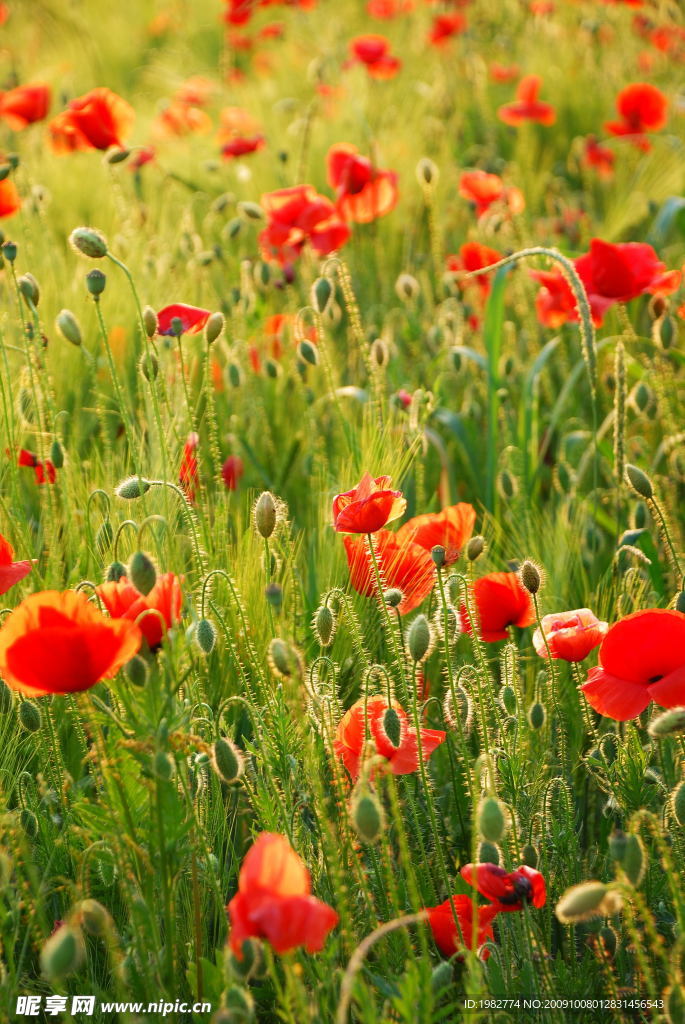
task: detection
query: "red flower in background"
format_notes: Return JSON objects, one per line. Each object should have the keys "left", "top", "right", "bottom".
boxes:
{"left": 582, "top": 609, "right": 685, "bottom": 721}
{"left": 459, "top": 170, "right": 525, "bottom": 218}
{"left": 582, "top": 136, "right": 615, "bottom": 178}
{"left": 489, "top": 63, "right": 520, "bottom": 84}
{"left": 0, "top": 178, "right": 19, "bottom": 218}
{"left": 334, "top": 694, "right": 445, "bottom": 781}
{"left": 96, "top": 573, "right": 183, "bottom": 650}
{"left": 498, "top": 75, "right": 556, "bottom": 126}
{"left": 605, "top": 83, "right": 667, "bottom": 149}
{"left": 222, "top": 134, "right": 265, "bottom": 158}
{"left": 0, "top": 590, "right": 141, "bottom": 697}
{"left": 332, "top": 473, "right": 406, "bottom": 533}
{"left": 343, "top": 531, "right": 435, "bottom": 615}
{"left": 327, "top": 144, "right": 398, "bottom": 224}
{"left": 17, "top": 448, "right": 56, "bottom": 485}
{"left": 396, "top": 503, "right": 476, "bottom": 564}
{"left": 446, "top": 243, "right": 502, "bottom": 299}
{"left": 367, "top": 0, "right": 414, "bottom": 16}
{"left": 0, "top": 83, "right": 51, "bottom": 129}
{"left": 0, "top": 534, "right": 32, "bottom": 595}
{"left": 427, "top": 896, "right": 498, "bottom": 960}
{"left": 222, "top": 454, "right": 244, "bottom": 490}
{"left": 227, "top": 833, "right": 338, "bottom": 956}
{"left": 429, "top": 13, "right": 467, "bottom": 45}
{"left": 259, "top": 185, "right": 350, "bottom": 265}
{"left": 461, "top": 863, "right": 547, "bottom": 911}
{"left": 533, "top": 608, "right": 608, "bottom": 662}
{"left": 157, "top": 303, "right": 211, "bottom": 336}
{"left": 461, "top": 571, "right": 535, "bottom": 642}
{"left": 347, "top": 35, "right": 402, "bottom": 79}
{"left": 49, "top": 87, "right": 134, "bottom": 153}
{"left": 154, "top": 101, "right": 212, "bottom": 138}
{"left": 179, "top": 432, "right": 199, "bottom": 502}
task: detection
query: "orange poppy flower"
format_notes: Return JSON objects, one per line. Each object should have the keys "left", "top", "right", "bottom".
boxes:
{"left": 96, "top": 573, "right": 183, "bottom": 650}
{"left": 343, "top": 531, "right": 435, "bottom": 615}
{"left": 327, "top": 144, "right": 398, "bottom": 224}
{"left": 0, "top": 83, "right": 51, "bottom": 130}
{"left": 498, "top": 75, "right": 556, "bottom": 126}
{"left": 0, "top": 533, "right": 32, "bottom": 595}
{"left": 427, "top": 895, "right": 499, "bottom": 960}
{"left": 49, "top": 87, "right": 134, "bottom": 153}
{"left": 227, "top": 833, "right": 339, "bottom": 956}
{"left": 332, "top": 473, "right": 406, "bottom": 533}
{"left": 0, "top": 590, "right": 141, "bottom": 696}
{"left": 0, "top": 178, "right": 20, "bottom": 218}
{"left": 461, "top": 571, "right": 535, "bottom": 642}
{"left": 459, "top": 170, "right": 525, "bottom": 218}
{"left": 396, "top": 503, "right": 476, "bottom": 565}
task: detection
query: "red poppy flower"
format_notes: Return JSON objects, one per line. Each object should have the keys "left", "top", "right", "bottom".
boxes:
{"left": 17, "top": 448, "right": 57, "bottom": 485}
{"left": 227, "top": 833, "right": 338, "bottom": 956}
{"left": 0, "top": 83, "right": 51, "bottom": 130}
{"left": 326, "top": 144, "right": 398, "bottom": 224}
{"left": 498, "top": 75, "right": 556, "bottom": 126}
{"left": 223, "top": 0, "right": 256, "bottom": 24}
{"left": 154, "top": 101, "right": 212, "bottom": 138}
{"left": 427, "top": 895, "right": 498, "bottom": 960}
{"left": 575, "top": 238, "right": 678, "bottom": 305}
{"left": 0, "top": 533, "right": 32, "bottom": 595}
{"left": 259, "top": 185, "right": 351, "bottom": 266}
{"left": 179, "top": 432, "right": 199, "bottom": 502}
{"left": 446, "top": 243, "right": 502, "bottom": 300}
{"left": 347, "top": 35, "right": 402, "bottom": 79}
{"left": 96, "top": 573, "right": 183, "bottom": 650}
{"left": 333, "top": 694, "right": 445, "bottom": 781}
{"left": 489, "top": 63, "right": 520, "bottom": 84}
{"left": 221, "top": 134, "right": 265, "bottom": 158}
{"left": 582, "top": 609, "right": 685, "bottom": 721}
{"left": 343, "top": 531, "right": 435, "bottom": 615}
{"left": 367, "top": 0, "right": 414, "bottom": 16}
{"left": 459, "top": 170, "right": 525, "bottom": 218}
{"left": 429, "top": 13, "right": 467, "bottom": 45}
{"left": 0, "top": 178, "right": 19, "bottom": 218}
{"left": 49, "top": 87, "right": 134, "bottom": 153}
{"left": 460, "top": 863, "right": 546, "bottom": 912}
{"left": 461, "top": 571, "right": 535, "bottom": 642}
{"left": 396, "top": 503, "right": 476, "bottom": 565}
{"left": 157, "top": 303, "right": 211, "bottom": 336}
{"left": 533, "top": 608, "right": 608, "bottom": 662}
{"left": 582, "top": 136, "right": 615, "bottom": 178}
{"left": 332, "top": 473, "right": 406, "bottom": 533}
{"left": 222, "top": 454, "right": 244, "bottom": 490}
{"left": 0, "top": 590, "right": 142, "bottom": 697}
{"left": 605, "top": 83, "right": 667, "bottom": 148}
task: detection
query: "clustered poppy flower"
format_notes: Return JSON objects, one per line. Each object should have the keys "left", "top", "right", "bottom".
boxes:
{"left": 347, "top": 35, "right": 402, "bottom": 79}
{"left": 0, "top": 533, "right": 32, "bottom": 595}
{"left": 0, "top": 590, "right": 142, "bottom": 696}
{"left": 461, "top": 571, "right": 536, "bottom": 642}
{"left": 227, "top": 832, "right": 339, "bottom": 956}
{"left": 326, "top": 144, "right": 398, "bottom": 224}
{"left": 581, "top": 609, "right": 685, "bottom": 721}
{"left": 0, "top": 83, "right": 51, "bottom": 130}
{"left": 605, "top": 82, "right": 668, "bottom": 149}
{"left": 156, "top": 303, "right": 211, "bottom": 336}
{"left": 333, "top": 695, "right": 445, "bottom": 781}
{"left": 332, "top": 473, "right": 406, "bottom": 534}
{"left": 259, "top": 184, "right": 350, "bottom": 266}
{"left": 396, "top": 502, "right": 476, "bottom": 565}
{"left": 498, "top": 75, "right": 556, "bottom": 126}
{"left": 96, "top": 572, "right": 183, "bottom": 650}
{"left": 533, "top": 608, "right": 608, "bottom": 662}
{"left": 49, "top": 87, "right": 134, "bottom": 153}
{"left": 343, "top": 532, "right": 436, "bottom": 615}
{"left": 459, "top": 169, "right": 525, "bottom": 219}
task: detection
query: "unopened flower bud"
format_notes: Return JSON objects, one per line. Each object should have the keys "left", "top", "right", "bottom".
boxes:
{"left": 143, "top": 306, "right": 158, "bottom": 338}
{"left": 625, "top": 464, "right": 653, "bottom": 500}
{"left": 254, "top": 491, "right": 277, "bottom": 538}
{"left": 140, "top": 351, "right": 159, "bottom": 381}
{"left": 128, "top": 551, "right": 156, "bottom": 596}
{"left": 237, "top": 200, "right": 263, "bottom": 220}
{"left": 648, "top": 706, "right": 685, "bottom": 739}
{"left": 18, "top": 273, "right": 39, "bottom": 306}
{"left": 311, "top": 276, "right": 333, "bottom": 314}
{"left": 313, "top": 604, "right": 336, "bottom": 647}
{"left": 0, "top": 679, "right": 13, "bottom": 714}
{"left": 395, "top": 273, "right": 420, "bottom": 302}
{"left": 1, "top": 240, "right": 17, "bottom": 262}
{"left": 370, "top": 338, "right": 389, "bottom": 368}
{"left": 267, "top": 638, "right": 300, "bottom": 678}
{"left": 115, "top": 475, "right": 152, "bottom": 499}
{"left": 555, "top": 882, "right": 622, "bottom": 924}
{"left": 298, "top": 339, "right": 318, "bottom": 366}
{"left": 381, "top": 706, "right": 402, "bottom": 749}
{"left": 351, "top": 788, "right": 384, "bottom": 843}
{"left": 466, "top": 536, "right": 485, "bottom": 562}
{"left": 478, "top": 796, "right": 508, "bottom": 842}
{"left": 416, "top": 157, "right": 439, "bottom": 187}
{"left": 212, "top": 737, "right": 244, "bottom": 784}
{"left": 408, "top": 614, "right": 432, "bottom": 662}
{"left": 78, "top": 898, "right": 112, "bottom": 936}
{"left": 49, "top": 439, "right": 64, "bottom": 469}
{"left": 196, "top": 618, "right": 218, "bottom": 655}
{"left": 40, "top": 924, "right": 85, "bottom": 979}
{"left": 522, "top": 843, "right": 538, "bottom": 869}
{"left": 598, "top": 925, "right": 617, "bottom": 959}
{"left": 621, "top": 833, "right": 646, "bottom": 887}
{"left": 672, "top": 782, "right": 685, "bottom": 827}
{"left": 69, "top": 226, "right": 108, "bottom": 259}
{"left": 265, "top": 583, "right": 283, "bottom": 612}
{"left": 519, "top": 559, "right": 543, "bottom": 595}
{"left": 430, "top": 960, "right": 452, "bottom": 995}
{"left": 56, "top": 309, "right": 82, "bottom": 346}
{"left": 19, "top": 700, "right": 41, "bottom": 733}
{"left": 205, "top": 312, "right": 224, "bottom": 344}
{"left": 477, "top": 840, "right": 501, "bottom": 865}
{"left": 528, "top": 702, "right": 546, "bottom": 730}
{"left": 125, "top": 654, "right": 148, "bottom": 688}
{"left": 384, "top": 587, "right": 404, "bottom": 608}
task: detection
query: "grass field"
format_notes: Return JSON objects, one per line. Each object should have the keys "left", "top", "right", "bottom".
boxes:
{"left": 2, "top": 0, "right": 685, "bottom": 1021}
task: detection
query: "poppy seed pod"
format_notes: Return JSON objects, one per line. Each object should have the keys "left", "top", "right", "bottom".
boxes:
{"left": 205, "top": 311, "right": 224, "bottom": 344}
{"left": 115, "top": 476, "right": 152, "bottom": 499}
{"left": 128, "top": 551, "right": 157, "bottom": 596}
{"left": 351, "top": 789, "right": 385, "bottom": 843}
{"left": 142, "top": 305, "right": 158, "bottom": 338}
{"left": 69, "top": 226, "right": 108, "bottom": 259}
{"left": 212, "top": 737, "right": 244, "bottom": 784}
{"left": 431, "top": 545, "right": 446, "bottom": 568}
{"left": 1, "top": 240, "right": 17, "bottom": 262}
{"left": 625, "top": 464, "right": 654, "bottom": 500}
{"left": 478, "top": 796, "right": 507, "bottom": 842}
{"left": 254, "top": 491, "right": 277, "bottom": 538}
{"left": 40, "top": 925, "right": 85, "bottom": 980}
{"left": 56, "top": 309, "right": 82, "bottom": 346}
{"left": 519, "top": 559, "right": 543, "bottom": 595}
{"left": 86, "top": 269, "right": 106, "bottom": 297}
{"left": 408, "top": 614, "right": 432, "bottom": 662}
{"left": 466, "top": 536, "right": 485, "bottom": 562}
{"left": 555, "top": 882, "right": 622, "bottom": 924}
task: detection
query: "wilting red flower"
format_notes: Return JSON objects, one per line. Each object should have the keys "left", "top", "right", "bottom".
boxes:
{"left": 0, "top": 178, "right": 20, "bottom": 218}
{"left": 327, "top": 144, "right": 398, "bottom": 224}
{"left": 157, "top": 303, "right": 211, "bottom": 336}
{"left": 459, "top": 170, "right": 525, "bottom": 218}
{"left": 17, "top": 448, "right": 56, "bottom": 485}
{"left": 498, "top": 75, "right": 556, "bottom": 126}
{"left": 222, "top": 454, "right": 244, "bottom": 490}
{"left": 396, "top": 503, "right": 476, "bottom": 565}
{"left": 461, "top": 863, "right": 546, "bottom": 912}
{"left": 429, "top": 13, "right": 467, "bottom": 45}
{"left": 582, "top": 609, "right": 685, "bottom": 721}
{"left": 343, "top": 531, "right": 435, "bottom": 615}
{"left": 582, "top": 135, "right": 615, "bottom": 178}
{"left": 446, "top": 243, "right": 502, "bottom": 300}
{"left": 347, "top": 35, "right": 402, "bottom": 79}
{"left": 259, "top": 185, "right": 350, "bottom": 266}
{"left": 332, "top": 473, "right": 406, "bottom": 533}
{"left": 0, "top": 590, "right": 142, "bottom": 697}
{"left": 96, "top": 573, "right": 183, "bottom": 650}
{"left": 179, "top": 432, "right": 199, "bottom": 502}
{"left": 427, "top": 895, "right": 498, "bottom": 960}
{"left": 221, "top": 134, "right": 265, "bottom": 158}
{"left": 333, "top": 694, "right": 445, "bottom": 781}
{"left": 49, "top": 87, "right": 134, "bottom": 153}
{"left": 605, "top": 83, "right": 667, "bottom": 149}
{"left": 227, "top": 833, "right": 338, "bottom": 956}
{"left": 0, "top": 83, "right": 51, "bottom": 129}
{"left": 461, "top": 571, "right": 535, "bottom": 642}
{"left": 0, "top": 534, "right": 32, "bottom": 595}
{"left": 533, "top": 608, "right": 608, "bottom": 662}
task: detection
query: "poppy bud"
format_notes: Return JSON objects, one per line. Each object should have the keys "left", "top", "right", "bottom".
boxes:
{"left": 659, "top": 315, "right": 675, "bottom": 349}
{"left": 395, "top": 273, "right": 420, "bottom": 302}
{"left": 648, "top": 706, "right": 685, "bottom": 739}
{"left": 416, "top": 158, "right": 439, "bottom": 187}
{"left": 408, "top": 614, "right": 432, "bottom": 663}
{"left": 196, "top": 618, "right": 218, "bottom": 655}
{"left": 478, "top": 796, "right": 508, "bottom": 842}
{"left": 69, "top": 226, "right": 108, "bottom": 259}
{"left": 56, "top": 309, "right": 82, "bottom": 346}
{"left": 370, "top": 338, "right": 389, "bottom": 368}
{"left": 228, "top": 363, "right": 242, "bottom": 388}
{"left": 268, "top": 638, "right": 300, "bottom": 679}
{"left": 311, "top": 276, "right": 333, "bottom": 314}
{"left": 225, "top": 217, "right": 243, "bottom": 240}
{"left": 500, "top": 685, "right": 517, "bottom": 715}
{"left": 206, "top": 312, "right": 224, "bottom": 344}
{"left": 381, "top": 706, "right": 402, "bottom": 749}
{"left": 86, "top": 269, "right": 107, "bottom": 297}
{"left": 522, "top": 843, "right": 538, "bottom": 868}
{"left": 621, "top": 834, "right": 646, "bottom": 887}
{"left": 19, "top": 700, "right": 41, "bottom": 733}
{"left": 443, "top": 685, "right": 472, "bottom": 734}
{"left": 265, "top": 358, "right": 279, "bottom": 379}
{"left": 633, "top": 382, "right": 652, "bottom": 414}
{"left": 298, "top": 339, "right": 318, "bottom": 366}
{"left": 142, "top": 306, "right": 158, "bottom": 338}
{"left": 555, "top": 882, "right": 622, "bottom": 924}
{"left": 77, "top": 898, "right": 112, "bottom": 936}
{"left": 226, "top": 938, "right": 262, "bottom": 982}
{"left": 466, "top": 536, "right": 485, "bottom": 562}
{"left": 254, "top": 491, "right": 277, "bottom": 538}
{"left": 598, "top": 925, "right": 617, "bottom": 959}
{"left": 18, "top": 274, "right": 39, "bottom": 306}
{"left": 625, "top": 464, "right": 653, "bottom": 500}
{"left": 0, "top": 163, "right": 10, "bottom": 181}
{"left": 477, "top": 840, "right": 501, "bottom": 865}
{"left": 676, "top": 592, "right": 685, "bottom": 615}
{"left": 1, "top": 240, "right": 17, "bottom": 262}
{"left": 154, "top": 750, "right": 175, "bottom": 781}
{"left": 351, "top": 789, "right": 385, "bottom": 843}
{"left": 220, "top": 986, "right": 255, "bottom": 1023}
{"left": 430, "top": 961, "right": 452, "bottom": 995}
{"left": 125, "top": 654, "right": 148, "bottom": 688}
{"left": 527, "top": 702, "right": 546, "bottom": 730}
{"left": 497, "top": 469, "right": 517, "bottom": 499}
{"left": 237, "top": 200, "right": 264, "bottom": 220}
{"left": 519, "top": 559, "right": 543, "bottom": 595}
{"left": 212, "top": 737, "right": 244, "bottom": 784}
{"left": 431, "top": 545, "right": 446, "bottom": 568}
{"left": 128, "top": 551, "right": 156, "bottom": 596}
{"left": 608, "top": 829, "right": 627, "bottom": 862}
{"left": 672, "top": 783, "right": 685, "bottom": 827}
{"left": 0, "top": 679, "right": 13, "bottom": 714}
{"left": 313, "top": 604, "right": 336, "bottom": 647}
{"left": 115, "top": 476, "right": 152, "bottom": 499}
{"left": 20, "top": 808, "right": 38, "bottom": 838}
{"left": 384, "top": 588, "right": 404, "bottom": 608}
{"left": 140, "top": 351, "right": 159, "bottom": 381}
{"left": 40, "top": 924, "right": 85, "bottom": 979}
{"left": 50, "top": 440, "right": 64, "bottom": 470}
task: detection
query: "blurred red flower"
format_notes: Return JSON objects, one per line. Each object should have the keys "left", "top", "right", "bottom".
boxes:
{"left": 0, "top": 590, "right": 141, "bottom": 696}
{"left": 446, "top": 243, "right": 502, "bottom": 299}
{"left": 0, "top": 178, "right": 19, "bottom": 218}
{"left": 347, "top": 35, "right": 402, "bottom": 79}
{"left": 533, "top": 608, "right": 608, "bottom": 662}
{"left": 343, "top": 531, "right": 435, "bottom": 615}
{"left": 0, "top": 83, "right": 51, "bottom": 129}
{"left": 459, "top": 170, "right": 525, "bottom": 218}
{"left": 157, "top": 303, "right": 211, "bottom": 336}
{"left": 227, "top": 833, "right": 338, "bottom": 956}
{"left": 498, "top": 75, "right": 556, "bottom": 126}
{"left": 461, "top": 863, "right": 546, "bottom": 911}
{"left": 489, "top": 63, "right": 520, "bottom": 84}
{"left": 605, "top": 82, "right": 667, "bottom": 149}
{"left": 427, "top": 895, "right": 498, "bottom": 959}
{"left": 367, "top": 0, "right": 414, "bottom": 16}
{"left": 582, "top": 136, "right": 615, "bottom": 178}
{"left": 582, "top": 609, "right": 685, "bottom": 720}
{"left": 96, "top": 573, "right": 183, "bottom": 650}
{"left": 332, "top": 473, "right": 406, "bottom": 533}
{"left": 461, "top": 571, "right": 535, "bottom": 642}
{"left": 17, "top": 448, "right": 56, "bottom": 485}
{"left": 429, "top": 13, "right": 467, "bottom": 45}
{"left": 259, "top": 184, "right": 350, "bottom": 265}
{"left": 49, "top": 87, "right": 134, "bottom": 153}
{"left": 179, "top": 432, "right": 199, "bottom": 502}
{"left": 221, "top": 134, "right": 265, "bottom": 158}
{"left": 334, "top": 694, "right": 445, "bottom": 781}
{"left": 327, "top": 144, "right": 398, "bottom": 224}
{"left": 396, "top": 502, "right": 476, "bottom": 564}
{"left": 0, "top": 533, "right": 32, "bottom": 595}
{"left": 222, "top": 454, "right": 244, "bottom": 490}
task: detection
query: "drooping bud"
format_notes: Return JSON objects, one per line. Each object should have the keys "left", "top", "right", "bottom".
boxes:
{"left": 522, "top": 844, "right": 538, "bottom": 869}
{"left": 384, "top": 587, "right": 404, "bottom": 608}
{"left": 527, "top": 702, "right": 546, "bottom": 730}
{"left": 625, "top": 464, "right": 653, "bottom": 500}
{"left": 671, "top": 782, "right": 685, "bottom": 827}
{"left": 407, "top": 614, "right": 432, "bottom": 663}
{"left": 237, "top": 200, "right": 264, "bottom": 220}
{"left": 125, "top": 654, "right": 148, "bottom": 688}
{"left": 598, "top": 926, "right": 617, "bottom": 959}
{"left": 212, "top": 737, "right": 244, "bottom": 784}
{"left": 115, "top": 476, "right": 152, "bottom": 499}
{"left": 370, "top": 338, "right": 389, "bottom": 368}
{"left": 40, "top": 924, "right": 85, "bottom": 980}
{"left": 500, "top": 685, "right": 517, "bottom": 715}
{"left": 311, "top": 276, "right": 333, "bottom": 314}
{"left": 351, "top": 788, "right": 385, "bottom": 843}
{"left": 298, "top": 339, "right": 318, "bottom": 366}
{"left": 478, "top": 796, "right": 508, "bottom": 842}
{"left": 140, "top": 352, "right": 159, "bottom": 381}
{"left": 105, "top": 560, "right": 127, "bottom": 582}
{"left": 466, "top": 536, "right": 485, "bottom": 562}
{"left": 477, "top": 840, "right": 501, "bottom": 865}
{"left": 0, "top": 679, "right": 13, "bottom": 713}
{"left": 19, "top": 700, "right": 41, "bottom": 733}
{"left": 69, "top": 226, "right": 108, "bottom": 259}
{"left": 254, "top": 491, "right": 277, "bottom": 538}
{"left": 416, "top": 157, "right": 439, "bottom": 187}
{"left": 1, "top": 239, "right": 17, "bottom": 262}
{"left": 128, "top": 551, "right": 156, "bottom": 596}
{"left": 648, "top": 706, "right": 685, "bottom": 740}
{"left": 395, "top": 273, "right": 420, "bottom": 303}
{"left": 206, "top": 312, "right": 224, "bottom": 344}
{"left": 380, "top": 706, "right": 403, "bottom": 749}
{"left": 77, "top": 898, "right": 112, "bottom": 936}
{"left": 50, "top": 439, "right": 64, "bottom": 469}
{"left": 430, "top": 960, "right": 452, "bottom": 995}
{"left": 195, "top": 618, "right": 218, "bottom": 655}
{"left": 621, "top": 833, "right": 646, "bottom": 887}
{"left": 267, "top": 638, "right": 301, "bottom": 679}
{"left": 555, "top": 882, "right": 622, "bottom": 924}
{"left": 18, "top": 274, "right": 39, "bottom": 306}
{"left": 313, "top": 604, "right": 336, "bottom": 647}
{"left": 142, "top": 306, "right": 158, "bottom": 338}
{"left": 56, "top": 309, "right": 82, "bottom": 346}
